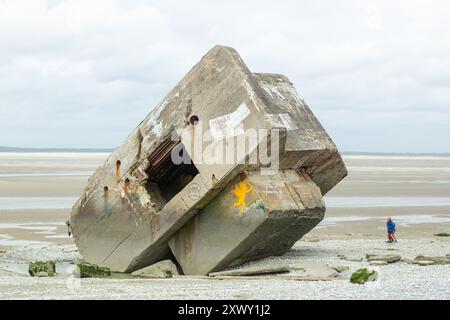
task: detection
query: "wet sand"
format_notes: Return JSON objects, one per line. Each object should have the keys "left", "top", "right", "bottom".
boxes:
{"left": 0, "top": 152, "right": 106, "bottom": 251}
{"left": 1, "top": 238, "right": 449, "bottom": 299}
{"left": 2, "top": 153, "right": 449, "bottom": 246}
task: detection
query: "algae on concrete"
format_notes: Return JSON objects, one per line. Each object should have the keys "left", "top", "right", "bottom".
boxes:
{"left": 76, "top": 262, "right": 111, "bottom": 278}
{"left": 29, "top": 261, "right": 56, "bottom": 277}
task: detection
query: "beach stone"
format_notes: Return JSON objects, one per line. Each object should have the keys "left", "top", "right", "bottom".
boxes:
{"left": 77, "top": 262, "right": 111, "bottom": 278}
{"left": 209, "top": 265, "right": 289, "bottom": 277}
{"left": 28, "top": 261, "right": 56, "bottom": 277}
{"left": 131, "top": 260, "right": 178, "bottom": 278}
{"left": 328, "top": 265, "right": 350, "bottom": 273}
{"left": 366, "top": 254, "right": 401, "bottom": 263}
{"left": 289, "top": 263, "right": 338, "bottom": 280}
{"left": 350, "top": 268, "right": 378, "bottom": 284}
{"left": 338, "top": 255, "right": 363, "bottom": 262}
{"left": 414, "top": 255, "right": 450, "bottom": 265}
{"left": 0, "top": 249, "right": 7, "bottom": 254}
{"left": 369, "top": 261, "right": 388, "bottom": 266}
{"left": 416, "top": 260, "right": 435, "bottom": 266}
{"left": 402, "top": 258, "right": 435, "bottom": 266}
{"left": 401, "top": 258, "right": 415, "bottom": 264}
{"left": 347, "top": 257, "right": 363, "bottom": 262}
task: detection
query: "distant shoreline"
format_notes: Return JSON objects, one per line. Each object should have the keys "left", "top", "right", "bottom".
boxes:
{"left": 1, "top": 146, "right": 449, "bottom": 156}
{"left": 0, "top": 146, "right": 114, "bottom": 153}
{"left": 343, "top": 151, "right": 450, "bottom": 157}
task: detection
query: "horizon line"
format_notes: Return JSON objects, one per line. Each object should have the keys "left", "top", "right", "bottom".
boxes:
{"left": 0, "top": 146, "right": 449, "bottom": 156}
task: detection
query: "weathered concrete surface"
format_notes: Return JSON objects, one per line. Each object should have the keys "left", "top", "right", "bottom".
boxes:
{"left": 328, "top": 265, "right": 350, "bottom": 273}
{"left": 169, "top": 170, "right": 325, "bottom": 275}
{"left": 289, "top": 262, "right": 339, "bottom": 280}
{"left": 131, "top": 260, "right": 178, "bottom": 278}
{"left": 366, "top": 254, "right": 401, "bottom": 263}
{"left": 70, "top": 45, "right": 347, "bottom": 274}
{"left": 414, "top": 255, "right": 450, "bottom": 265}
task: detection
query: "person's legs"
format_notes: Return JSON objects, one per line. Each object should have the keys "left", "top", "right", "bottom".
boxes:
{"left": 392, "top": 232, "right": 397, "bottom": 242}
{"left": 387, "top": 232, "right": 393, "bottom": 242}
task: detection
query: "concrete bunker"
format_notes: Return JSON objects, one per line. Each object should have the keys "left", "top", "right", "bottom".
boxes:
{"left": 70, "top": 45, "right": 347, "bottom": 275}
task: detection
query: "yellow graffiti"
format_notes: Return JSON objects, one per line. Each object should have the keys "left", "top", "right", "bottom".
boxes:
{"left": 233, "top": 181, "right": 254, "bottom": 213}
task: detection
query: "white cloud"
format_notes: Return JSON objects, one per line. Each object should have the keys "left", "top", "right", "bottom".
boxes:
{"left": 0, "top": 0, "right": 449, "bottom": 152}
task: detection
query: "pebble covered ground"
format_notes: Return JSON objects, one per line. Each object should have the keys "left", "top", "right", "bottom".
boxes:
{"left": 0, "top": 238, "right": 449, "bottom": 299}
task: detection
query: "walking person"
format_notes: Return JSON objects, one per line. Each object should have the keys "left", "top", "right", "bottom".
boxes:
{"left": 386, "top": 217, "right": 397, "bottom": 243}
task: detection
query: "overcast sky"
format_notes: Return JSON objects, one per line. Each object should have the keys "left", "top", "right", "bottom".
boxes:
{"left": 0, "top": 0, "right": 449, "bottom": 152}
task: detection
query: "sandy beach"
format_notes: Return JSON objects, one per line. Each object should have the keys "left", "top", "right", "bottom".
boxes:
{"left": 1, "top": 152, "right": 450, "bottom": 299}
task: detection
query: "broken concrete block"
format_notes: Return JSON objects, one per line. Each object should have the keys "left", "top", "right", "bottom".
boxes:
{"left": 28, "top": 261, "right": 56, "bottom": 277}
{"left": 366, "top": 254, "right": 401, "bottom": 263}
{"left": 329, "top": 265, "right": 350, "bottom": 273}
{"left": 369, "top": 261, "right": 388, "bottom": 266}
{"left": 401, "top": 258, "right": 434, "bottom": 266}
{"left": 131, "top": 260, "right": 178, "bottom": 278}
{"left": 338, "top": 255, "right": 363, "bottom": 262}
{"left": 415, "top": 260, "right": 435, "bottom": 266}
{"left": 70, "top": 45, "right": 347, "bottom": 275}
{"left": 208, "top": 265, "right": 290, "bottom": 277}
{"left": 414, "top": 255, "right": 450, "bottom": 265}
{"left": 289, "top": 262, "right": 338, "bottom": 279}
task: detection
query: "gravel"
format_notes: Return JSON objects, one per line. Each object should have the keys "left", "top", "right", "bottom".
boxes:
{"left": 1, "top": 239, "right": 449, "bottom": 299}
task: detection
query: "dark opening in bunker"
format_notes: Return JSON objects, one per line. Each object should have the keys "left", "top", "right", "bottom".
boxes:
{"left": 189, "top": 115, "right": 199, "bottom": 125}
{"left": 145, "top": 139, "right": 199, "bottom": 211}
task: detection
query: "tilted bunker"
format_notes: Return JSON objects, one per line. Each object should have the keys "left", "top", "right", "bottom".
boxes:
{"left": 70, "top": 45, "right": 347, "bottom": 275}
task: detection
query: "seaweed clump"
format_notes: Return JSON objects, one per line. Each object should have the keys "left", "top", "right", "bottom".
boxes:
{"left": 76, "top": 262, "right": 111, "bottom": 278}
{"left": 350, "top": 268, "right": 378, "bottom": 284}
{"left": 28, "top": 261, "right": 56, "bottom": 277}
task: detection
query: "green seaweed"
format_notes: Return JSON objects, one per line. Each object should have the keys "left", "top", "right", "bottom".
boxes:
{"left": 28, "top": 261, "right": 56, "bottom": 277}
{"left": 350, "top": 268, "right": 378, "bottom": 284}
{"left": 434, "top": 232, "right": 450, "bottom": 237}
{"left": 76, "top": 262, "right": 111, "bottom": 278}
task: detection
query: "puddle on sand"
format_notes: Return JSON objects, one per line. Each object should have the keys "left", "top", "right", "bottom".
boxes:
{"left": 0, "top": 197, "right": 77, "bottom": 210}
{"left": 0, "top": 222, "right": 68, "bottom": 247}
{"left": 0, "top": 171, "right": 92, "bottom": 177}
{"left": 0, "top": 222, "right": 61, "bottom": 231}
{"left": 0, "top": 234, "right": 54, "bottom": 247}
